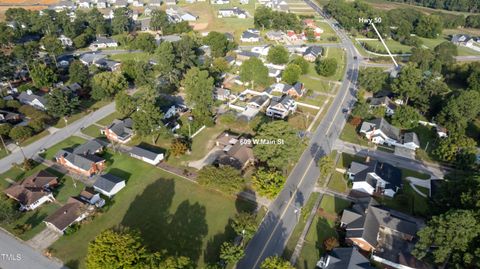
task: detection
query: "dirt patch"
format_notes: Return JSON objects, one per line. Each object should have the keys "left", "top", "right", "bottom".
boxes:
{"left": 190, "top": 22, "right": 209, "bottom": 31}
{"left": 1, "top": 0, "right": 58, "bottom": 4}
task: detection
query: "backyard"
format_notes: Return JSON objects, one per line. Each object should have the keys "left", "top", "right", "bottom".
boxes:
{"left": 49, "top": 150, "right": 258, "bottom": 269}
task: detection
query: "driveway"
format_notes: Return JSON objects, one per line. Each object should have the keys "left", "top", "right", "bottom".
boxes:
{"left": 188, "top": 148, "right": 222, "bottom": 170}
{"left": 26, "top": 228, "right": 62, "bottom": 251}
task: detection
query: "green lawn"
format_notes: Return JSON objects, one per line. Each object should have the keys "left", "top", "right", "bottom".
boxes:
{"left": 315, "top": 21, "right": 340, "bottom": 43}
{"left": 327, "top": 172, "right": 347, "bottom": 193}
{"left": 50, "top": 150, "right": 257, "bottom": 268}
{"left": 339, "top": 122, "right": 370, "bottom": 147}
{"left": 40, "top": 136, "right": 87, "bottom": 161}
{"left": 337, "top": 152, "right": 366, "bottom": 170}
{"left": 295, "top": 195, "right": 350, "bottom": 269}
{"left": 361, "top": 39, "right": 413, "bottom": 54}
{"left": 96, "top": 112, "right": 122, "bottom": 126}
{"left": 0, "top": 163, "right": 83, "bottom": 240}
{"left": 81, "top": 125, "right": 103, "bottom": 139}
{"left": 380, "top": 181, "right": 430, "bottom": 217}
{"left": 324, "top": 48, "right": 346, "bottom": 81}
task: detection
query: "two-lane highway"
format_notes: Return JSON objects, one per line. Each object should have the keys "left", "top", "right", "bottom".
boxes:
{"left": 236, "top": 2, "right": 361, "bottom": 268}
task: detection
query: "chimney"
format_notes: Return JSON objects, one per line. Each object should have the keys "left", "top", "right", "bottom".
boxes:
{"left": 365, "top": 156, "right": 370, "bottom": 163}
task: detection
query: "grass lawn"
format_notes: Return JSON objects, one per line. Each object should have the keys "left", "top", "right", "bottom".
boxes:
{"left": 361, "top": 39, "right": 413, "bottom": 54}
{"left": 81, "top": 125, "right": 103, "bottom": 138}
{"left": 299, "top": 75, "right": 333, "bottom": 93}
{"left": 324, "top": 48, "right": 346, "bottom": 81}
{"left": 380, "top": 182, "right": 430, "bottom": 217}
{"left": 40, "top": 136, "right": 87, "bottom": 161}
{"left": 0, "top": 147, "right": 9, "bottom": 160}
{"left": 295, "top": 195, "right": 350, "bottom": 269}
{"left": 327, "top": 171, "right": 348, "bottom": 193}
{"left": 298, "top": 91, "right": 327, "bottom": 107}
{"left": 96, "top": 112, "right": 122, "bottom": 126}
{"left": 339, "top": 122, "right": 370, "bottom": 147}
{"left": 337, "top": 152, "right": 366, "bottom": 170}
{"left": 0, "top": 163, "right": 83, "bottom": 240}
{"left": 283, "top": 192, "right": 320, "bottom": 259}
{"left": 314, "top": 21, "right": 340, "bottom": 43}
{"left": 50, "top": 151, "right": 257, "bottom": 268}
{"left": 20, "top": 130, "right": 50, "bottom": 147}
{"left": 108, "top": 52, "right": 152, "bottom": 62}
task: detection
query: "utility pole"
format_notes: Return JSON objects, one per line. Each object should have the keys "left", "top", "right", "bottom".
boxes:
{"left": 16, "top": 142, "right": 27, "bottom": 160}
{"left": 0, "top": 134, "right": 9, "bottom": 155}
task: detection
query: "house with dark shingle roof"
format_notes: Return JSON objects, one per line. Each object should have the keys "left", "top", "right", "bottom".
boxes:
{"left": 240, "top": 29, "right": 260, "bottom": 43}
{"left": 129, "top": 146, "right": 164, "bottom": 165}
{"left": 55, "top": 139, "right": 108, "bottom": 177}
{"left": 303, "top": 45, "right": 323, "bottom": 62}
{"left": 17, "top": 91, "right": 47, "bottom": 110}
{"left": 317, "top": 247, "right": 373, "bottom": 269}
{"left": 93, "top": 173, "right": 126, "bottom": 198}
{"left": 369, "top": 96, "right": 397, "bottom": 116}
{"left": 348, "top": 160, "right": 402, "bottom": 197}
{"left": 266, "top": 95, "right": 296, "bottom": 119}
{"left": 3, "top": 170, "right": 58, "bottom": 211}
{"left": 359, "top": 118, "right": 420, "bottom": 150}
{"left": 215, "top": 132, "right": 254, "bottom": 170}
{"left": 44, "top": 197, "right": 89, "bottom": 233}
{"left": 103, "top": 118, "right": 134, "bottom": 144}
{"left": 341, "top": 198, "right": 430, "bottom": 269}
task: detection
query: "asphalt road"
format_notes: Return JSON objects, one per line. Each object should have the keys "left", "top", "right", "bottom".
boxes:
{"left": 0, "top": 230, "right": 66, "bottom": 269}
{"left": 236, "top": 2, "right": 361, "bottom": 268}
{"left": 0, "top": 102, "right": 115, "bottom": 173}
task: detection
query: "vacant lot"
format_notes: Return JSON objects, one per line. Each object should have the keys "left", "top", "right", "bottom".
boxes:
{"left": 50, "top": 150, "right": 257, "bottom": 268}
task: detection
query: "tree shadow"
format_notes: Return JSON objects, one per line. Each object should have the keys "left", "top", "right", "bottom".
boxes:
{"left": 203, "top": 219, "right": 236, "bottom": 265}
{"left": 24, "top": 210, "right": 47, "bottom": 227}
{"left": 106, "top": 168, "right": 132, "bottom": 183}
{"left": 64, "top": 259, "right": 79, "bottom": 269}
{"left": 235, "top": 189, "right": 258, "bottom": 214}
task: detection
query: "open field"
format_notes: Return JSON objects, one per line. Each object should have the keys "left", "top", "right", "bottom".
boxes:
{"left": 364, "top": 0, "right": 475, "bottom": 16}
{"left": 50, "top": 150, "right": 257, "bottom": 268}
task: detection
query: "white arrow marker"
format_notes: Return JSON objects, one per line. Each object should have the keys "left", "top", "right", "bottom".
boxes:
{"left": 370, "top": 22, "right": 399, "bottom": 68}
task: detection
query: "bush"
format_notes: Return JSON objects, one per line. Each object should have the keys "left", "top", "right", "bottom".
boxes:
{"left": 64, "top": 223, "right": 81, "bottom": 236}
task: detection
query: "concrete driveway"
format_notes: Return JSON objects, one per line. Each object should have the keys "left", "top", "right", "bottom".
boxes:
{"left": 26, "top": 228, "right": 62, "bottom": 251}
{"left": 188, "top": 148, "right": 222, "bottom": 170}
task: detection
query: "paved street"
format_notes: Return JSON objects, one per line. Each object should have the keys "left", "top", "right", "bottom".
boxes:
{"left": 0, "top": 102, "right": 115, "bottom": 173}
{"left": 236, "top": 1, "right": 361, "bottom": 268}
{"left": 0, "top": 230, "right": 66, "bottom": 269}
{"left": 334, "top": 140, "right": 449, "bottom": 179}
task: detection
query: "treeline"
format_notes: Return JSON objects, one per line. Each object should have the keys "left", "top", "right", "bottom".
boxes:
{"left": 385, "top": 0, "right": 479, "bottom": 13}
{"left": 254, "top": 6, "right": 302, "bottom": 32}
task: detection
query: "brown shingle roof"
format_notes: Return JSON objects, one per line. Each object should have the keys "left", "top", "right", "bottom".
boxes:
{"left": 44, "top": 197, "right": 87, "bottom": 232}
{"left": 19, "top": 170, "right": 58, "bottom": 189}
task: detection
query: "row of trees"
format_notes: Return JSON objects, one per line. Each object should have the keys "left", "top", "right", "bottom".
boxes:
{"left": 385, "top": 0, "right": 479, "bottom": 13}
{"left": 254, "top": 7, "right": 302, "bottom": 32}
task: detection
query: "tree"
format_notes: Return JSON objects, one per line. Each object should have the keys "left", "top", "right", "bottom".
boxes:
{"left": 467, "top": 68, "right": 480, "bottom": 92}
{"left": 434, "top": 41, "right": 458, "bottom": 65}
{"left": 0, "top": 52, "right": 14, "bottom": 80}
{"left": 260, "top": 256, "right": 295, "bottom": 269}
{"left": 358, "top": 68, "right": 388, "bottom": 93}
{"left": 413, "top": 210, "right": 479, "bottom": 264}
{"left": 351, "top": 102, "right": 370, "bottom": 119}
{"left": 323, "top": 237, "right": 339, "bottom": 251}
{"left": 437, "top": 90, "right": 480, "bottom": 133}
{"left": 0, "top": 22, "right": 14, "bottom": 47}
{"left": 9, "top": 126, "right": 33, "bottom": 142}
{"left": 41, "top": 35, "right": 63, "bottom": 65}
{"left": 30, "top": 63, "right": 57, "bottom": 88}
{"left": 131, "top": 99, "right": 165, "bottom": 144}
{"left": 267, "top": 45, "right": 289, "bottom": 65}
{"left": 69, "top": 60, "right": 90, "bottom": 86}
{"left": 252, "top": 169, "right": 286, "bottom": 199}
{"left": 239, "top": 57, "right": 269, "bottom": 88}
{"left": 91, "top": 72, "right": 128, "bottom": 100}
{"left": 315, "top": 58, "right": 337, "bottom": 77}
{"left": 46, "top": 89, "right": 80, "bottom": 118}
{"left": 150, "top": 10, "right": 170, "bottom": 32}
{"left": 0, "top": 124, "right": 13, "bottom": 138}
{"left": 282, "top": 64, "right": 302, "bottom": 85}
{"left": 291, "top": 57, "right": 309, "bottom": 74}
{"left": 170, "top": 138, "right": 189, "bottom": 157}
{"left": 174, "top": 36, "right": 197, "bottom": 72}
{"left": 131, "top": 33, "right": 156, "bottom": 53}
{"left": 28, "top": 118, "right": 46, "bottom": 133}
{"left": 203, "top": 31, "right": 231, "bottom": 58}
{"left": 115, "top": 91, "right": 136, "bottom": 118}
{"left": 0, "top": 197, "right": 19, "bottom": 225}
{"left": 318, "top": 155, "right": 334, "bottom": 177}
{"left": 86, "top": 228, "right": 148, "bottom": 269}
{"left": 197, "top": 165, "right": 245, "bottom": 194}
{"left": 111, "top": 8, "right": 133, "bottom": 34}
{"left": 155, "top": 41, "right": 177, "bottom": 86}
{"left": 414, "top": 15, "right": 442, "bottom": 38}
{"left": 219, "top": 242, "right": 244, "bottom": 264}
{"left": 433, "top": 133, "right": 477, "bottom": 167}
{"left": 121, "top": 60, "right": 153, "bottom": 87}
{"left": 6, "top": 100, "right": 21, "bottom": 109}
{"left": 391, "top": 106, "right": 421, "bottom": 129}
{"left": 253, "top": 121, "right": 302, "bottom": 170}
{"left": 409, "top": 47, "right": 434, "bottom": 71}
{"left": 391, "top": 64, "right": 422, "bottom": 104}
{"left": 182, "top": 67, "right": 215, "bottom": 125}
{"left": 155, "top": 256, "right": 193, "bottom": 269}
{"left": 231, "top": 212, "right": 257, "bottom": 241}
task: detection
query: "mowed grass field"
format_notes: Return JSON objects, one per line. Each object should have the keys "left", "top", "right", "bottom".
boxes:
{"left": 49, "top": 150, "right": 257, "bottom": 269}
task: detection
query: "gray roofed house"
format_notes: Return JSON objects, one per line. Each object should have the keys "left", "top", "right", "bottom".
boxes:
{"left": 247, "top": 94, "right": 270, "bottom": 109}
{"left": 402, "top": 132, "right": 420, "bottom": 149}
{"left": 93, "top": 58, "right": 121, "bottom": 71}
{"left": 348, "top": 160, "right": 402, "bottom": 197}
{"left": 360, "top": 118, "right": 401, "bottom": 143}
{"left": 155, "top": 34, "right": 182, "bottom": 44}
{"left": 360, "top": 118, "right": 420, "bottom": 150}
{"left": 266, "top": 94, "right": 296, "bottom": 119}
{"left": 55, "top": 139, "right": 107, "bottom": 176}
{"left": 18, "top": 91, "right": 47, "bottom": 110}
{"left": 79, "top": 53, "right": 105, "bottom": 65}
{"left": 317, "top": 247, "right": 373, "bottom": 269}
{"left": 129, "top": 146, "right": 164, "bottom": 165}
{"left": 303, "top": 45, "right": 323, "bottom": 61}
{"left": 73, "top": 139, "right": 108, "bottom": 155}
{"left": 451, "top": 34, "right": 473, "bottom": 46}
{"left": 93, "top": 173, "right": 126, "bottom": 198}
{"left": 240, "top": 30, "right": 260, "bottom": 43}
{"left": 266, "top": 30, "right": 285, "bottom": 41}
{"left": 369, "top": 96, "right": 397, "bottom": 116}
{"left": 103, "top": 118, "right": 134, "bottom": 143}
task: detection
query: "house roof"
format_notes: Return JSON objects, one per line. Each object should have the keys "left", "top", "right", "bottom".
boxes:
{"left": 451, "top": 34, "right": 471, "bottom": 43}
{"left": 241, "top": 30, "right": 259, "bottom": 39}
{"left": 44, "top": 197, "right": 87, "bottom": 231}
{"left": 79, "top": 53, "right": 104, "bottom": 64}
{"left": 350, "top": 160, "right": 402, "bottom": 193}
{"left": 248, "top": 94, "right": 269, "bottom": 106}
{"left": 107, "top": 118, "right": 133, "bottom": 139}
{"left": 360, "top": 118, "right": 401, "bottom": 141}
{"left": 303, "top": 45, "right": 323, "bottom": 57}
{"left": 218, "top": 140, "right": 253, "bottom": 169}
{"left": 93, "top": 173, "right": 125, "bottom": 192}
{"left": 19, "top": 170, "right": 57, "bottom": 189}
{"left": 18, "top": 92, "right": 47, "bottom": 107}
{"left": 129, "top": 146, "right": 162, "bottom": 161}
{"left": 237, "top": 50, "right": 260, "bottom": 58}
{"left": 92, "top": 36, "right": 117, "bottom": 45}
{"left": 322, "top": 247, "right": 373, "bottom": 269}
{"left": 3, "top": 184, "right": 50, "bottom": 207}
{"left": 403, "top": 132, "right": 420, "bottom": 146}
{"left": 56, "top": 149, "right": 105, "bottom": 171}
{"left": 269, "top": 95, "right": 294, "bottom": 110}
{"left": 73, "top": 139, "right": 108, "bottom": 155}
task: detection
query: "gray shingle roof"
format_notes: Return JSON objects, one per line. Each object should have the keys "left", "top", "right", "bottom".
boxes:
{"left": 107, "top": 118, "right": 133, "bottom": 139}
{"left": 403, "top": 132, "right": 420, "bottom": 146}
{"left": 350, "top": 161, "right": 402, "bottom": 192}
{"left": 129, "top": 146, "right": 161, "bottom": 161}
{"left": 303, "top": 45, "right": 323, "bottom": 57}
{"left": 322, "top": 247, "right": 373, "bottom": 269}
{"left": 18, "top": 92, "right": 47, "bottom": 107}
{"left": 73, "top": 139, "right": 108, "bottom": 155}
{"left": 93, "top": 173, "right": 124, "bottom": 192}
{"left": 362, "top": 118, "right": 401, "bottom": 141}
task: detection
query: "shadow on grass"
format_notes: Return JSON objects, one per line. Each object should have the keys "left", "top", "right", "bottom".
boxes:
{"left": 107, "top": 168, "right": 132, "bottom": 183}
{"left": 121, "top": 179, "right": 208, "bottom": 263}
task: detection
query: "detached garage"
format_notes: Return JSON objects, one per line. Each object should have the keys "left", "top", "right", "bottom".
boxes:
{"left": 93, "top": 174, "right": 126, "bottom": 198}
{"left": 129, "top": 146, "right": 164, "bottom": 165}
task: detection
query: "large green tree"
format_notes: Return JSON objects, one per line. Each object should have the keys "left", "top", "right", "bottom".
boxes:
{"left": 182, "top": 67, "right": 215, "bottom": 125}
{"left": 252, "top": 169, "right": 285, "bottom": 199}
{"left": 0, "top": 196, "right": 19, "bottom": 225}
{"left": 30, "top": 63, "right": 57, "bottom": 88}
{"left": 315, "top": 58, "right": 337, "bottom": 77}
{"left": 112, "top": 8, "right": 133, "bottom": 34}
{"left": 267, "top": 45, "right": 289, "bottom": 65}
{"left": 203, "top": 31, "right": 232, "bottom": 58}
{"left": 282, "top": 64, "right": 302, "bottom": 85}
{"left": 253, "top": 121, "right": 302, "bottom": 170}
{"left": 69, "top": 60, "right": 90, "bottom": 86}
{"left": 437, "top": 90, "right": 480, "bottom": 133}
{"left": 391, "top": 64, "right": 422, "bottom": 104}
{"left": 391, "top": 105, "right": 421, "bottom": 129}
{"left": 260, "top": 256, "right": 295, "bottom": 269}
{"left": 358, "top": 68, "right": 388, "bottom": 93}
{"left": 219, "top": 242, "right": 244, "bottom": 264}
{"left": 231, "top": 212, "right": 257, "bottom": 241}
{"left": 91, "top": 72, "right": 128, "bottom": 100}
{"left": 46, "top": 89, "right": 80, "bottom": 118}
{"left": 131, "top": 98, "right": 165, "bottom": 143}
{"left": 115, "top": 91, "right": 136, "bottom": 118}
{"left": 239, "top": 58, "right": 269, "bottom": 88}
{"left": 197, "top": 165, "right": 245, "bottom": 194}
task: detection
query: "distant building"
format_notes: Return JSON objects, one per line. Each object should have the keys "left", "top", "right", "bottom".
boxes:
{"left": 302, "top": 45, "right": 323, "bottom": 62}
{"left": 58, "top": 35, "right": 73, "bottom": 47}
{"left": 368, "top": 96, "right": 396, "bottom": 116}
{"left": 218, "top": 7, "right": 247, "bottom": 19}
{"left": 266, "top": 82, "right": 305, "bottom": 98}
{"left": 266, "top": 30, "right": 285, "bottom": 41}
{"left": 89, "top": 36, "right": 118, "bottom": 50}
{"left": 129, "top": 146, "right": 164, "bottom": 165}
{"left": 18, "top": 91, "right": 47, "bottom": 110}
{"left": 240, "top": 29, "right": 260, "bottom": 43}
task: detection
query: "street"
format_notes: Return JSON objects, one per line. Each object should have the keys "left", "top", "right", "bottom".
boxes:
{"left": 236, "top": 1, "right": 361, "bottom": 268}
{"left": 0, "top": 229, "right": 66, "bottom": 269}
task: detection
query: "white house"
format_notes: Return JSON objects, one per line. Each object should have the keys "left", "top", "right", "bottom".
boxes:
{"left": 93, "top": 174, "right": 126, "bottom": 198}
{"left": 58, "top": 35, "right": 73, "bottom": 47}
{"left": 212, "top": 0, "right": 230, "bottom": 4}
{"left": 218, "top": 7, "right": 247, "bottom": 19}
{"left": 266, "top": 95, "right": 296, "bottom": 119}
{"left": 18, "top": 90, "right": 47, "bottom": 110}
{"left": 78, "top": 0, "right": 91, "bottom": 8}
{"left": 251, "top": 44, "right": 271, "bottom": 56}
{"left": 129, "top": 146, "right": 164, "bottom": 165}
{"left": 240, "top": 29, "right": 260, "bottom": 43}
{"left": 348, "top": 161, "right": 402, "bottom": 198}
{"left": 89, "top": 36, "right": 118, "bottom": 50}
{"left": 359, "top": 118, "right": 420, "bottom": 150}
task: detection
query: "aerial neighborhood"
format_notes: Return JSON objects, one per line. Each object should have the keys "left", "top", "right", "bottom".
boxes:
{"left": 0, "top": 0, "right": 479, "bottom": 268}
